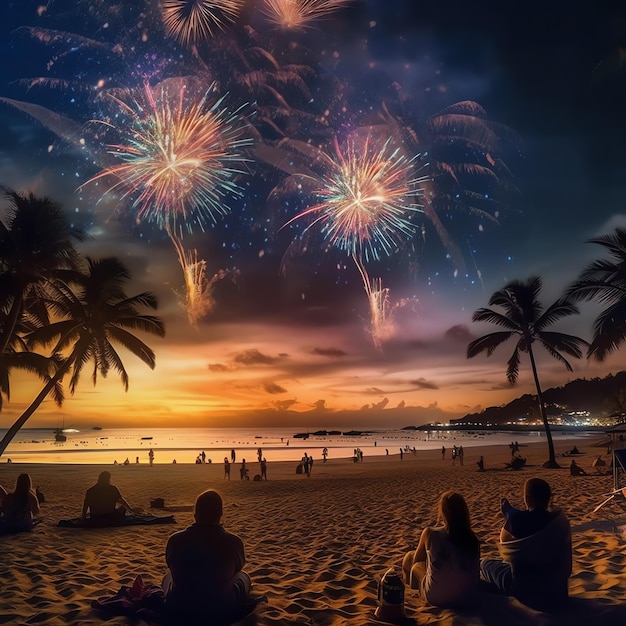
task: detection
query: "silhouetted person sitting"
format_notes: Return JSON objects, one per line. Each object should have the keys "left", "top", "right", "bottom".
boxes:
{"left": 163, "top": 489, "right": 253, "bottom": 623}
{"left": 480, "top": 478, "right": 571, "bottom": 611}
{"left": 81, "top": 471, "right": 134, "bottom": 526}
{"left": 569, "top": 459, "right": 588, "bottom": 476}
{"left": 0, "top": 473, "right": 40, "bottom": 533}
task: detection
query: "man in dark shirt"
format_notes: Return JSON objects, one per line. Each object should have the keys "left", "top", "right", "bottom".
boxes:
{"left": 163, "top": 489, "right": 251, "bottom": 621}
{"left": 81, "top": 471, "right": 134, "bottom": 524}
{"left": 480, "top": 478, "right": 572, "bottom": 610}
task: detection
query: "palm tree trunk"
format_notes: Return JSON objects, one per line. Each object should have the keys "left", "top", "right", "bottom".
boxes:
{"left": 527, "top": 346, "right": 559, "bottom": 468}
{"left": 0, "top": 359, "right": 70, "bottom": 459}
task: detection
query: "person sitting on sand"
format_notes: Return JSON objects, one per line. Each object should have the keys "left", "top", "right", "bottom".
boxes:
{"left": 163, "top": 489, "right": 253, "bottom": 622}
{"left": 0, "top": 473, "right": 40, "bottom": 533}
{"left": 480, "top": 477, "right": 572, "bottom": 611}
{"left": 81, "top": 471, "right": 134, "bottom": 524}
{"left": 570, "top": 459, "right": 588, "bottom": 476}
{"left": 402, "top": 491, "right": 480, "bottom": 607}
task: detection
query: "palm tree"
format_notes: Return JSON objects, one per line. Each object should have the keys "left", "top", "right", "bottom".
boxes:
{"left": 0, "top": 313, "right": 65, "bottom": 412}
{"left": 566, "top": 228, "right": 626, "bottom": 361}
{"left": 0, "top": 257, "right": 165, "bottom": 459}
{"left": 0, "top": 187, "right": 86, "bottom": 357}
{"left": 467, "top": 276, "right": 588, "bottom": 468}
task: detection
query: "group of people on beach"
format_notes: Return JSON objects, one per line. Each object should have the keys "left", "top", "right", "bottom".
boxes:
{"left": 401, "top": 477, "right": 571, "bottom": 612}
{"left": 1, "top": 466, "right": 574, "bottom": 622}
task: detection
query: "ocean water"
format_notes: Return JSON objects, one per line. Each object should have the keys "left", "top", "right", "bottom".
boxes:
{"left": 0, "top": 426, "right": 599, "bottom": 465}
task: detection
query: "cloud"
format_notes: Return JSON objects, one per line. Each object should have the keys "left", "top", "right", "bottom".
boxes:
{"left": 445, "top": 324, "right": 474, "bottom": 343}
{"left": 233, "top": 349, "right": 279, "bottom": 366}
{"left": 371, "top": 397, "right": 389, "bottom": 410}
{"left": 208, "top": 363, "right": 229, "bottom": 372}
{"left": 263, "top": 382, "right": 287, "bottom": 394}
{"left": 410, "top": 378, "right": 439, "bottom": 390}
{"left": 272, "top": 399, "right": 298, "bottom": 411}
{"left": 366, "top": 387, "right": 386, "bottom": 394}
{"left": 313, "top": 399, "right": 328, "bottom": 411}
{"left": 312, "top": 347, "right": 347, "bottom": 358}
{"left": 397, "top": 400, "right": 405, "bottom": 408}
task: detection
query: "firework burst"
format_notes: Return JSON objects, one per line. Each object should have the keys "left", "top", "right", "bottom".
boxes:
{"left": 283, "top": 135, "right": 427, "bottom": 346}
{"left": 162, "top": 0, "right": 245, "bottom": 46}
{"left": 261, "top": 0, "right": 354, "bottom": 30}
{"left": 87, "top": 77, "right": 251, "bottom": 324}
{"left": 284, "top": 136, "right": 426, "bottom": 260}
{"left": 88, "top": 77, "right": 251, "bottom": 234}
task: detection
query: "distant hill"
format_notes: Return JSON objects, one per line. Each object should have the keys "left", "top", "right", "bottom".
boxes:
{"left": 453, "top": 371, "right": 626, "bottom": 425}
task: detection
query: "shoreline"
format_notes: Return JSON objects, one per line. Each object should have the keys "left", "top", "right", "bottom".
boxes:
{"left": 0, "top": 428, "right": 606, "bottom": 465}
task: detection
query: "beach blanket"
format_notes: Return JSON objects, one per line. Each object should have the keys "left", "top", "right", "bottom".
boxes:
{"left": 58, "top": 514, "right": 176, "bottom": 528}
{"left": 91, "top": 575, "right": 165, "bottom": 621}
{"left": 0, "top": 518, "right": 43, "bottom": 535}
{"left": 499, "top": 510, "right": 572, "bottom": 610}
{"left": 92, "top": 575, "right": 267, "bottom": 625}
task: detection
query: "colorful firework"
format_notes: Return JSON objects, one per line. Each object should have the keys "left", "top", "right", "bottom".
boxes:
{"left": 284, "top": 136, "right": 426, "bottom": 260}
{"left": 261, "top": 0, "right": 354, "bottom": 30}
{"left": 88, "top": 77, "right": 251, "bottom": 233}
{"left": 86, "top": 77, "right": 251, "bottom": 324}
{"left": 283, "top": 135, "right": 427, "bottom": 346}
{"left": 162, "top": 0, "right": 245, "bottom": 46}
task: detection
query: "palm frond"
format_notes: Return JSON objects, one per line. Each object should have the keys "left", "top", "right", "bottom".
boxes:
{"left": 467, "top": 331, "right": 515, "bottom": 358}
{"left": 471, "top": 308, "right": 520, "bottom": 331}
{"left": 506, "top": 346, "right": 521, "bottom": 384}
{"left": 535, "top": 299, "right": 580, "bottom": 331}
{"left": 105, "top": 326, "right": 157, "bottom": 369}
{"left": 588, "top": 299, "right": 626, "bottom": 361}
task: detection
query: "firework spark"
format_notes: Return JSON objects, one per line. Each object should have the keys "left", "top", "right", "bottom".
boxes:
{"left": 88, "top": 77, "right": 251, "bottom": 234}
{"left": 262, "top": 0, "right": 354, "bottom": 30}
{"left": 162, "top": 0, "right": 245, "bottom": 46}
{"left": 284, "top": 135, "right": 427, "bottom": 346}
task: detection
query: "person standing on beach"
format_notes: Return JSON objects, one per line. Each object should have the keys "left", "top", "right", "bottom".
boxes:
{"left": 441, "top": 446, "right": 446, "bottom": 460}
{"left": 260, "top": 457, "right": 267, "bottom": 480}
{"left": 240, "top": 459, "right": 248, "bottom": 480}
{"left": 149, "top": 448, "right": 154, "bottom": 466}
{"left": 458, "top": 446, "right": 464, "bottom": 466}
{"left": 163, "top": 489, "right": 253, "bottom": 622}
{"left": 224, "top": 457, "right": 231, "bottom": 480}
{"left": 231, "top": 449, "right": 236, "bottom": 463}
{"left": 451, "top": 446, "right": 457, "bottom": 466}
{"left": 400, "top": 448, "right": 404, "bottom": 460}
{"left": 402, "top": 491, "right": 480, "bottom": 607}
{"left": 480, "top": 478, "right": 572, "bottom": 611}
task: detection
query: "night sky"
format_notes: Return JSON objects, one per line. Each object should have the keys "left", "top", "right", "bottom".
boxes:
{"left": 2, "top": 0, "right": 626, "bottom": 429}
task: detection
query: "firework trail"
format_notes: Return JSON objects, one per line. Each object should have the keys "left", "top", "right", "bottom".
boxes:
{"left": 261, "top": 0, "right": 354, "bottom": 30}
{"left": 162, "top": 0, "right": 246, "bottom": 46}
{"left": 87, "top": 77, "right": 251, "bottom": 324}
{"left": 168, "top": 228, "right": 236, "bottom": 325}
{"left": 283, "top": 135, "right": 427, "bottom": 347}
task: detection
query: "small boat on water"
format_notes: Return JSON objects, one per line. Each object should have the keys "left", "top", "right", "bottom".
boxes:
{"left": 141, "top": 436, "right": 153, "bottom": 440}
{"left": 54, "top": 428, "right": 66, "bottom": 442}
{"left": 293, "top": 432, "right": 309, "bottom": 439}
{"left": 93, "top": 426, "right": 102, "bottom": 430}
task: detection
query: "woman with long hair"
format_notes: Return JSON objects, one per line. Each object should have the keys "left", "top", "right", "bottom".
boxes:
{"left": 0, "top": 473, "right": 40, "bottom": 533}
{"left": 402, "top": 491, "right": 480, "bottom": 607}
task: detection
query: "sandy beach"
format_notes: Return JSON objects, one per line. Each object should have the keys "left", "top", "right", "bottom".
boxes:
{"left": 1, "top": 438, "right": 626, "bottom": 626}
